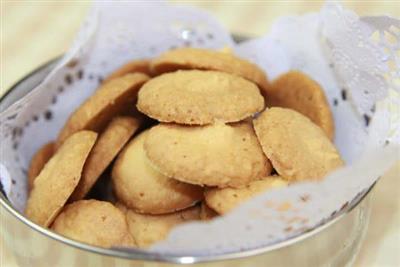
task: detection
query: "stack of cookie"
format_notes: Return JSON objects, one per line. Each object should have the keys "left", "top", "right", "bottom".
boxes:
{"left": 25, "top": 48, "right": 344, "bottom": 249}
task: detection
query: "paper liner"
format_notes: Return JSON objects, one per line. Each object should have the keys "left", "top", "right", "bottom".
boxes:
{"left": 0, "top": 1, "right": 398, "bottom": 255}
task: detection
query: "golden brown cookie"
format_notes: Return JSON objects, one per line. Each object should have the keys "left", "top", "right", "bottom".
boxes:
{"left": 205, "top": 176, "right": 288, "bottom": 214}
{"left": 112, "top": 130, "right": 203, "bottom": 214}
{"left": 151, "top": 48, "right": 269, "bottom": 91}
{"left": 266, "top": 71, "right": 334, "bottom": 140}
{"left": 25, "top": 131, "right": 97, "bottom": 227}
{"left": 103, "top": 59, "right": 152, "bottom": 83}
{"left": 137, "top": 70, "right": 264, "bottom": 125}
{"left": 253, "top": 107, "right": 344, "bottom": 181}
{"left": 27, "top": 142, "right": 55, "bottom": 191}
{"left": 200, "top": 202, "right": 218, "bottom": 220}
{"left": 144, "top": 122, "right": 272, "bottom": 188}
{"left": 52, "top": 200, "right": 134, "bottom": 248}
{"left": 56, "top": 73, "right": 149, "bottom": 147}
{"left": 69, "top": 117, "right": 141, "bottom": 201}
{"left": 117, "top": 203, "right": 200, "bottom": 248}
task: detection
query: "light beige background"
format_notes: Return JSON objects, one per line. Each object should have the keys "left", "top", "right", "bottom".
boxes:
{"left": 1, "top": 1, "right": 399, "bottom": 266}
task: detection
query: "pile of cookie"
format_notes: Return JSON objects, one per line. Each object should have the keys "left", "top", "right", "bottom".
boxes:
{"left": 25, "top": 48, "right": 344, "bottom": 248}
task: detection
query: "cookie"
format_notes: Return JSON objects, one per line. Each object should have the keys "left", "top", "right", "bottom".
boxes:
{"left": 103, "top": 59, "right": 151, "bottom": 83}
{"left": 27, "top": 142, "right": 55, "bottom": 191}
{"left": 266, "top": 71, "right": 334, "bottom": 139}
{"left": 200, "top": 202, "right": 218, "bottom": 220}
{"left": 52, "top": 200, "right": 134, "bottom": 248}
{"left": 205, "top": 176, "right": 288, "bottom": 214}
{"left": 112, "top": 130, "right": 203, "bottom": 214}
{"left": 56, "top": 73, "right": 149, "bottom": 147}
{"left": 137, "top": 70, "right": 264, "bottom": 124}
{"left": 144, "top": 122, "right": 272, "bottom": 188}
{"left": 253, "top": 107, "right": 344, "bottom": 181}
{"left": 117, "top": 203, "right": 200, "bottom": 248}
{"left": 69, "top": 116, "right": 141, "bottom": 201}
{"left": 151, "top": 48, "right": 269, "bottom": 92}
{"left": 25, "top": 131, "right": 97, "bottom": 227}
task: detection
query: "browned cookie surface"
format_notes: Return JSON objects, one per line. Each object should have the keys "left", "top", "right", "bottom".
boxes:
{"left": 144, "top": 122, "right": 272, "bottom": 188}
{"left": 112, "top": 130, "right": 203, "bottom": 214}
{"left": 56, "top": 73, "right": 149, "bottom": 147}
{"left": 151, "top": 48, "right": 269, "bottom": 91}
{"left": 117, "top": 203, "right": 200, "bottom": 248}
{"left": 205, "top": 176, "right": 288, "bottom": 214}
{"left": 253, "top": 107, "right": 343, "bottom": 181}
{"left": 25, "top": 131, "right": 97, "bottom": 227}
{"left": 137, "top": 70, "right": 264, "bottom": 125}
{"left": 70, "top": 116, "right": 141, "bottom": 201}
{"left": 27, "top": 142, "right": 55, "bottom": 191}
{"left": 52, "top": 200, "right": 134, "bottom": 248}
{"left": 103, "top": 59, "right": 152, "bottom": 83}
{"left": 266, "top": 71, "right": 334, "bottom": 139}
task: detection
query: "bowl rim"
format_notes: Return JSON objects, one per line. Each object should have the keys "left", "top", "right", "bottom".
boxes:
{"left": 0, "top": 57, "right": 375, "bottom": 264}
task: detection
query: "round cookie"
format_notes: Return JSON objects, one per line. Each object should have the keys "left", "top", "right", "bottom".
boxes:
{"left": 52, "top": 200, "right": 134, "bottom": 248}
{"left": 253, "top": 107, "right": 344, "bottom": 181}
{"left": 137, "top": 70, "right": 264, "bottom": 125}
{"left": 144, "top": 122, "right": 272, "bottom": 188}
{"left": 117, "top": 203, "right": 200, "bottom": 248}
{"left": 25, "top": 131, "right": 97, "bottom": 227}
{"left": 205, "top": 176, "right": 288, "bottom": 214}
{"left": 28, "top": 142, "right": 55, "bottom": 191}
{"left": 103, "top": 59, "right": 152, "bottom": 83}
{"left": 70, "top": 116, "right": 141, "bottom": 201}
{"left": 266, "top": 71, "right": 334, "bottom": 140}
{"left": 112, "top": 130, "right": 203, "bottom": 214}
{"left": 56, "top": 73, "right": 149, "bottom": 147}
{"left": 200, "top": 202, "right": 218, "bottom": 220}
{"left": 151, "top": 48, "right": 269, "bottom": 92}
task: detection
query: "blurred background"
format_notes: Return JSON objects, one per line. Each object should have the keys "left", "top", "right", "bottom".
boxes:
{"left": 1, "top": 1, "right": 399, "bottom": 266}
{"left": 2, "top": 1, "right": 399, "bottom": 94}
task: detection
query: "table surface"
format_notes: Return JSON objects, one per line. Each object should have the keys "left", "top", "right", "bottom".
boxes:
{"left": 1, "top": 1, "right": 399, "bottom": 267}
